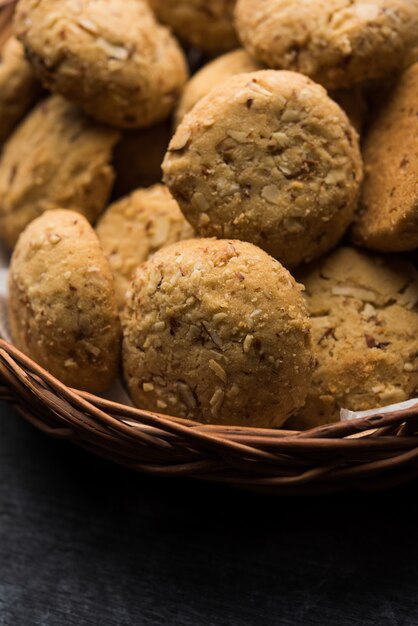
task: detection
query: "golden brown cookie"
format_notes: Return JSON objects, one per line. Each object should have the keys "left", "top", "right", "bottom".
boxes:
{"left": 122, "top": 238, "right": 313, "bottom": 427}
{"left": 288, "top": 247, "right": 418, "bottom": 430}
{"left": 0, "top": 36, "right": 42, "bottom": 143}
{"left": 15, "top": 0, "right": 188, "bottom": 128}
{"left": 0, "top": 95, "right": 120, "bottom": 250}
{"left": 148, "top": 0, "right": 239, "bottom": 55}
{"left": 175, "top": 49, "right": 263, "bottom": 126}
{"left": 235, "top": 0, "right": 418, "bottom": 89}
{"left": 113, "top": 122, "right": 172, "bottom": 198}
{"left": 8, "top": 209, "right": 120, "bottom": 392}
{"left": 163, "top": 71, "right": 363, "bottom": 268}
{"left": 96, "top": 184, "right": 194, "bottom": 308}
{"left": 352, "top": 63, "right": 418, "bottom": 252}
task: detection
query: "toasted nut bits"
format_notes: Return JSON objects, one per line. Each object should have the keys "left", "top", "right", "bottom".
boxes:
{"left": 122, "top": 238, "right": 313, "bottom": 427}
{"left": 96, "top": 184, "right": 194, "bottom": 309}
{"left": 288, "top": 248, "right": 418, "bottom": 430}
{"left": 15, "top": 0, "right": 188, "bottom": 128}
{"left": 235, "top": 0, "right": 418, "bottom": 89}
{"left": 148, "top": 0, "right": 239, "bottom": 56}
{"left": 0, "top": 96, "right": 120, "bottom": 249}
{"left": 352, "top": 63, "right": 418, "bottom": 252}
{"left": 8, "top": 210, "right": 120, "bottom": 392}
{"left": 163, "top": 71, "right": 363, "bottom": 269}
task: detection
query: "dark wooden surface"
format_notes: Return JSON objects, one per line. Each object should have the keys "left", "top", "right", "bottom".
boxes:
{"left": 1, "top": 401, "right": 418, "bottom": 626}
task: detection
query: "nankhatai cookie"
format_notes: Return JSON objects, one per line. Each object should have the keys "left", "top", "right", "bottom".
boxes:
{"left": 175, "top": 49, "right": 263, "bottom": 126}
{"left": 8, "top": 210, "right": 120, "bottom": 392}
{"left": 288, "top": 247, "right": 418, "bottom": 430}
{"left": 352, "top": 63, "right": 418, "bottom": 251}
{"left": 113, "top": 122, "right": 172, "bottom": 197}
{"left": 122, "top": 238, "right": 313, "bottom": 426}
{"left": 96, "top": 184, "right": 194, "bottom": 308}
{"left": 235, "top": 0, "right": 418, "bottom": 89}
{"left": 0, "top": 36, "right": 41, "bottom": 143}
{"left": 15, "top": 0, "right": 188, "bottom": 128}
{"left": 163, "top": 71, "right": 363, "bottom": 268}
{"left": 0, "top": 96, "right": 120, "bottom": 250}
{"left": 148, "top": 0, "right": 239, "bottom": 55}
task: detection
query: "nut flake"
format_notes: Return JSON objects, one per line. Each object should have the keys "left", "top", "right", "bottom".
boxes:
{"left": 208, "top": 359, "right": 227, "bottom": 383}
{"left": 261, "top": 185, "right": 281, "bottom": 204}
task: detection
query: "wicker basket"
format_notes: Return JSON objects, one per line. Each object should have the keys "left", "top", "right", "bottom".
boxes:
{"left": 2, "top": 2, "right": 418, "bottom": 495}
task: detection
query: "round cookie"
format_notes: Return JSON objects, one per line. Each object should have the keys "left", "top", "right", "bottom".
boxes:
{"left": 96, "top": 184, "right": 194, "bottom": 308}
{"left": 122, "top": 238, "right": 313, "bottom": 427}
{"left": 175, "top": 49, "right": 263, "bottom": 126}
{"left": 147, "top": 0, "right": 239, "bottom": 55}
{"left": 0, "top": 36, "right": 42, "bottom": 144}
{"left": 113, "top": 122, "right": 172, "bottom": 198}
{"left": 0, "top": 95, "right": 120, "bottom": 250}
{"left": 163, "top": 71, "right": 363, "bottom": 269}
{"left": 15, "top": 0, "right": 188, "bottom": 128}
{"left": 8, "top": 210, "right": 120, "bottom": 392}
{"left": 287, "top": 247, "right": 418, "bottom": 430}
{"left": 235, "top": 0, "right": 418, "bottom": 89}
{"left": 352, "top": 63, "right": 418, "bottom": 252}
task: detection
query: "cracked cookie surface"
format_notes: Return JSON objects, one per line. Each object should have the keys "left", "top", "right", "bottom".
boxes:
{"left": 15, "top": 0, "right": 188, "bottom": 128}
{"left": 122, "top": 238, "right": 313, "bottom": 427}
{"left": 163, "top": 70, "right": 363, "bottom": 268}
{"left": 0, "top": 95, "right": 120, "bottom": 250}
{"left": 96, "top": 184, "right": 194, "bottom": 309}
{"left": 8, "top": 210, "right": 120, "bottom": 392}
{"left": 288, "top": 247, "right": 418, "bottom": 430}
{"left": 235, "top": 0, "right": 418, "bottom": 89}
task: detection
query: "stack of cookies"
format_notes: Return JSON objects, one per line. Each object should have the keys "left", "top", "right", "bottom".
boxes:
{"left": 2, "top": 0, "right": 418, "bottom": 429}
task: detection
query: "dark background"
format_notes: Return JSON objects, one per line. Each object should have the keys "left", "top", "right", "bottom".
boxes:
{"left": 1, "top": 400, "right": 417, "bottom": 626}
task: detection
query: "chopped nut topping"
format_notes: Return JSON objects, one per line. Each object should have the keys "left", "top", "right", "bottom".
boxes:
{"left": 261, "top": 185, "right": 281, "bottom": 204}
{"left": 142, "top": 382, "right": 154, "bottom": 392}
{"left": 243, "top": 334, "right": 254, "bottom": 353}
{"left": 210, "top": 388, "right": 225, "bottom": 416}
{"left": 170, "top": 128, "right": 191, "bottom": 151}
{"left": 331, "top": 285, "right": 377, "bottom": 302}
{"left": 177, "top": 382, "right": 197, "bottom": 409}
{"left": 208, "top": 359, "right": 227, "bottom": 383}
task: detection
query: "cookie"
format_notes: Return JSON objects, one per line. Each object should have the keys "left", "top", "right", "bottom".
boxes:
{"left": 175, "top": 49, "right": 263, "bottom": 126}
{"left": 163, "top": 71, "right": 363, "bottom": 268}
{"left": 352, "top": 63, "right": 418, "bottom": 252}
{"left": 0, "top": 96, "right": 120, "bottom": 250}
{"left": 235, "top": 0, "right": 418, "bottom": 89}
{"left": 96, "top": 184, "right": 194, "bottom": 308}
{"left": 122, "top": 238, "right": 313, "bottom": 426}
{"left": 15, "top": 0, "right": 188, "bottom": 128}
{"left": 0, "top": 36, "right": 42, "bottom": 143}
{"left": 287, "top": 247, "right": 418, "bottom": 430}
{"left": 8, "top": 210, "right": 120, "bottom": 392}
{"left": 148, "top": 0, "right": 239, "bottom": 55}
{"left": 113, "top": 122, "right": 172, "bottom": 198}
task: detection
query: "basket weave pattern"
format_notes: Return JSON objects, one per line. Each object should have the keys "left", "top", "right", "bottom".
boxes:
{"left": 2, "top": 3, "right": 418, "bottom": 493}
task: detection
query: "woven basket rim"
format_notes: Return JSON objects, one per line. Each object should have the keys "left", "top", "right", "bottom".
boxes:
{"left": 2, "top": 336, "right": 418, "bottom": 494}
{"left": 2, "top": 2, "right": 418, "bottom": 493}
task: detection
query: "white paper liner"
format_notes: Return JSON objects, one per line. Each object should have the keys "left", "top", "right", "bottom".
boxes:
{"left": 340, "top": 398, "right": 418, "bottom": 421}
